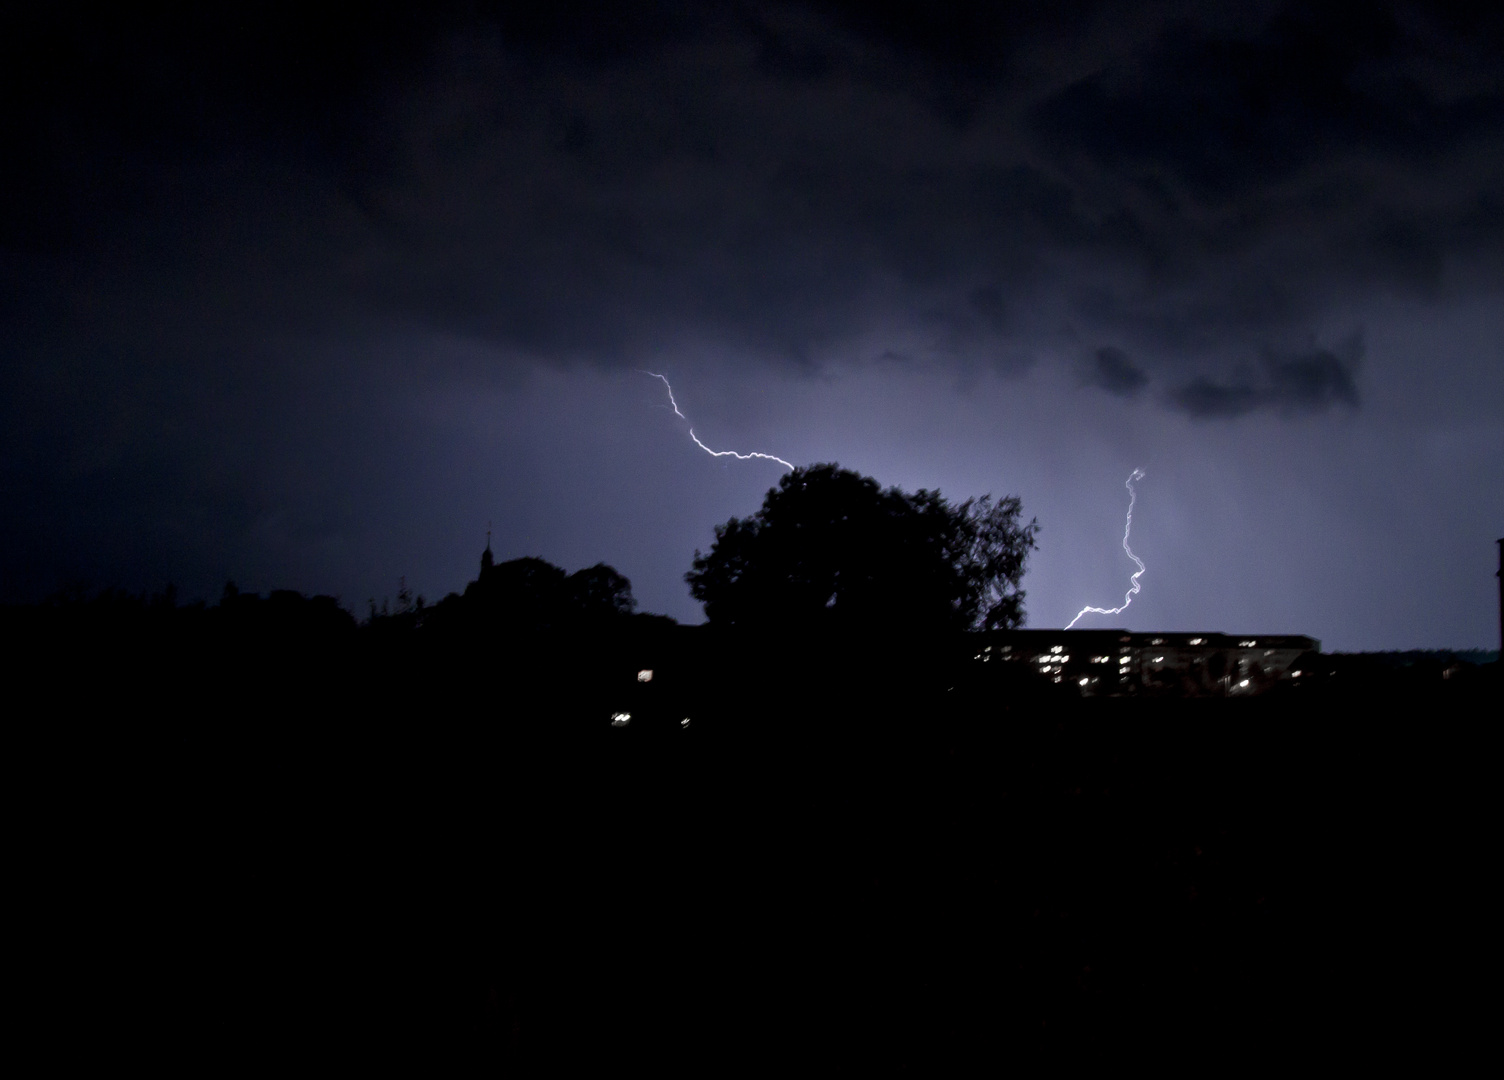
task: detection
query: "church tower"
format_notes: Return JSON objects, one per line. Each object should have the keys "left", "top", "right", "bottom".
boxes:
{"left": 481, "top": 523, "right": 494, "bottom": 575}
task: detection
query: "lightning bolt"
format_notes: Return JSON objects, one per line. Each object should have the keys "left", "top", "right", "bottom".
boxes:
{"left": 1065, "top": 469, "right": 1147, "bottom": 629}
{"left": 639, "top": 371, "right": 795, "bottom": 472}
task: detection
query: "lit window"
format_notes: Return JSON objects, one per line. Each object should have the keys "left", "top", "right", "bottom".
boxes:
{"left": 1238, "top": 679, "right": 1249, "bottom": 688}
{"left": 1189, "top": 638, "right": 1203, "bottom": 646}
{"left": 1153, "top": 656, "right": 1164, "bottom": 663}
{"left": 1291, "top": 670, "right": 1302, "bottom": 678}
{"left": 1079, "top": 677, "right": 1089, "bottom": 686}
{"left": 681, "top": 717, "right": 691, "bottom": 728}
{"left": 611, "top": 712, "right": 631, "bottom": 727}
{"left": 637, "top": 669, "right": 653, "bottom": 682}
{"left": 1151, "top": 638, "right": 1164, "bottom": 645}
{"left": 1051, "top": 645, "right": 1063, "bottom": 654}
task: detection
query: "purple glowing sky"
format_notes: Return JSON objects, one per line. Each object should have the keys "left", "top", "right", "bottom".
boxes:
{"left": 2, "top": 3, "right": 1501, "bottom": 649}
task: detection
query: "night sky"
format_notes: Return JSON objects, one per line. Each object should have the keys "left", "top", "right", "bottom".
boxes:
{"left": 4, "top": 2, "right": 1501, "bottom": 649}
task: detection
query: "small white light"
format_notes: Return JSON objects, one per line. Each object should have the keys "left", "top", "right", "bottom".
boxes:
{"left": 1292, "top": 670, "right": 1302, "bottom": 678}
{"left": 1079, "top": 677, "right": 1089, "bottom": 686}
{"left": 681, "top": 717, "right": 691, "bottom": 727}
{"left": 637, "top": 669, "right": 653, "bottom": 682}
{"left": 1239, "top": 679, "right": 1249, "bottom": 688}
{"left": 1051, "top": 645, "right": 1063, "bottom": 654}
{"left": 611, "top": 712, "right": 631, "bottom": 726}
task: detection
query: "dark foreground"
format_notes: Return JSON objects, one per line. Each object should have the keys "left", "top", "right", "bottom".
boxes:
{"left": 15, "top": 635, "right": 1493, "bottom": 1071}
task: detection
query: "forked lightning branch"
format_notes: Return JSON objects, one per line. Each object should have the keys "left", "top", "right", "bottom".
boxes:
{"left": 1066, "top": 469, "right": 1147, "bottom": 629}
{"left": 640, "top": 371, "right": 794, "bottom": 472}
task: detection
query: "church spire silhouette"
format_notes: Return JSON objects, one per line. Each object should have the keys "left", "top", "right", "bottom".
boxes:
{"left": 481, "top": 521, "right": 494, "bottom": 574}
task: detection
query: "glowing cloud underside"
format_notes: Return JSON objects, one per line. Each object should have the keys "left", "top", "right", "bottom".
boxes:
{"left": 1066, "top": 469, "right": 1147, "bottom": 630}
{"left": 640, "top": 371, "right": 795, "bottom": 472}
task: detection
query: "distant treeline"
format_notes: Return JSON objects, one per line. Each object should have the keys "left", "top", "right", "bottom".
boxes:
{"left": 2, "top": 581, "right": 358, "bottom": 640}
{"left": 2, "top": 554, "right": 670, "bottom": 644}
{"left": 6, "top": 575, "right": 1499, "bottom": 674}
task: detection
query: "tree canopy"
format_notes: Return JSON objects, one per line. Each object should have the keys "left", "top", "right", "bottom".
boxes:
{"left": 420, "top": 556, "right": 638, "bottom": 635}
{"left": 685, "top": 464, "right": 1038, "bottom": 631}
{"left": 465, "top": 557, "right": 636, "bottom": 624}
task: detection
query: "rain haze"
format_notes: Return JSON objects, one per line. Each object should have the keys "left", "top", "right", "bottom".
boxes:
{"left": 4, "top": 1, "right": 1502, "bottom": 650}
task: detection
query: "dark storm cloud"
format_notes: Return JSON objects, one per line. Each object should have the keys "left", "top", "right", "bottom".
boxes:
{"left": 1170, "top": 337, "right": 1362, "bottom": 419}
{"left": 1083, "top": 346, "right": 1149, "bottom": 397}
{"left": 7, "top": 2, "right": 1503, "bottom": 378}
{"left": 364, "top": 2, "right": 1503, "bottom": 379}
{"left": 1029, "top": 6, "right": 1504, "bottom": 197}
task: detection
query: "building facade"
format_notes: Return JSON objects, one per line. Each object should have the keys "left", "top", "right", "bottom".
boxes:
{"left": 969, "top": 629, "right": 1320, "bottom": 696}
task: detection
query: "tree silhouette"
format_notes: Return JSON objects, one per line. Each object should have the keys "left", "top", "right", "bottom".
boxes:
{"left": 422, "top": 555, "right": 640, "bottom": 635}
{"left": 465, "top": 556, "right": 568, "bottom": 627}
{"left": 685, "top": 463, "right": 1038, "bottom": 630}
{"left": 565, "top": 564, "right": 637, "bottom": 618}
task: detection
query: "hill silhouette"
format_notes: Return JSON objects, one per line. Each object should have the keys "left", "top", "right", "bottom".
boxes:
{"left": 5, "top": 528, "right": 1495, "bottom": 1071}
